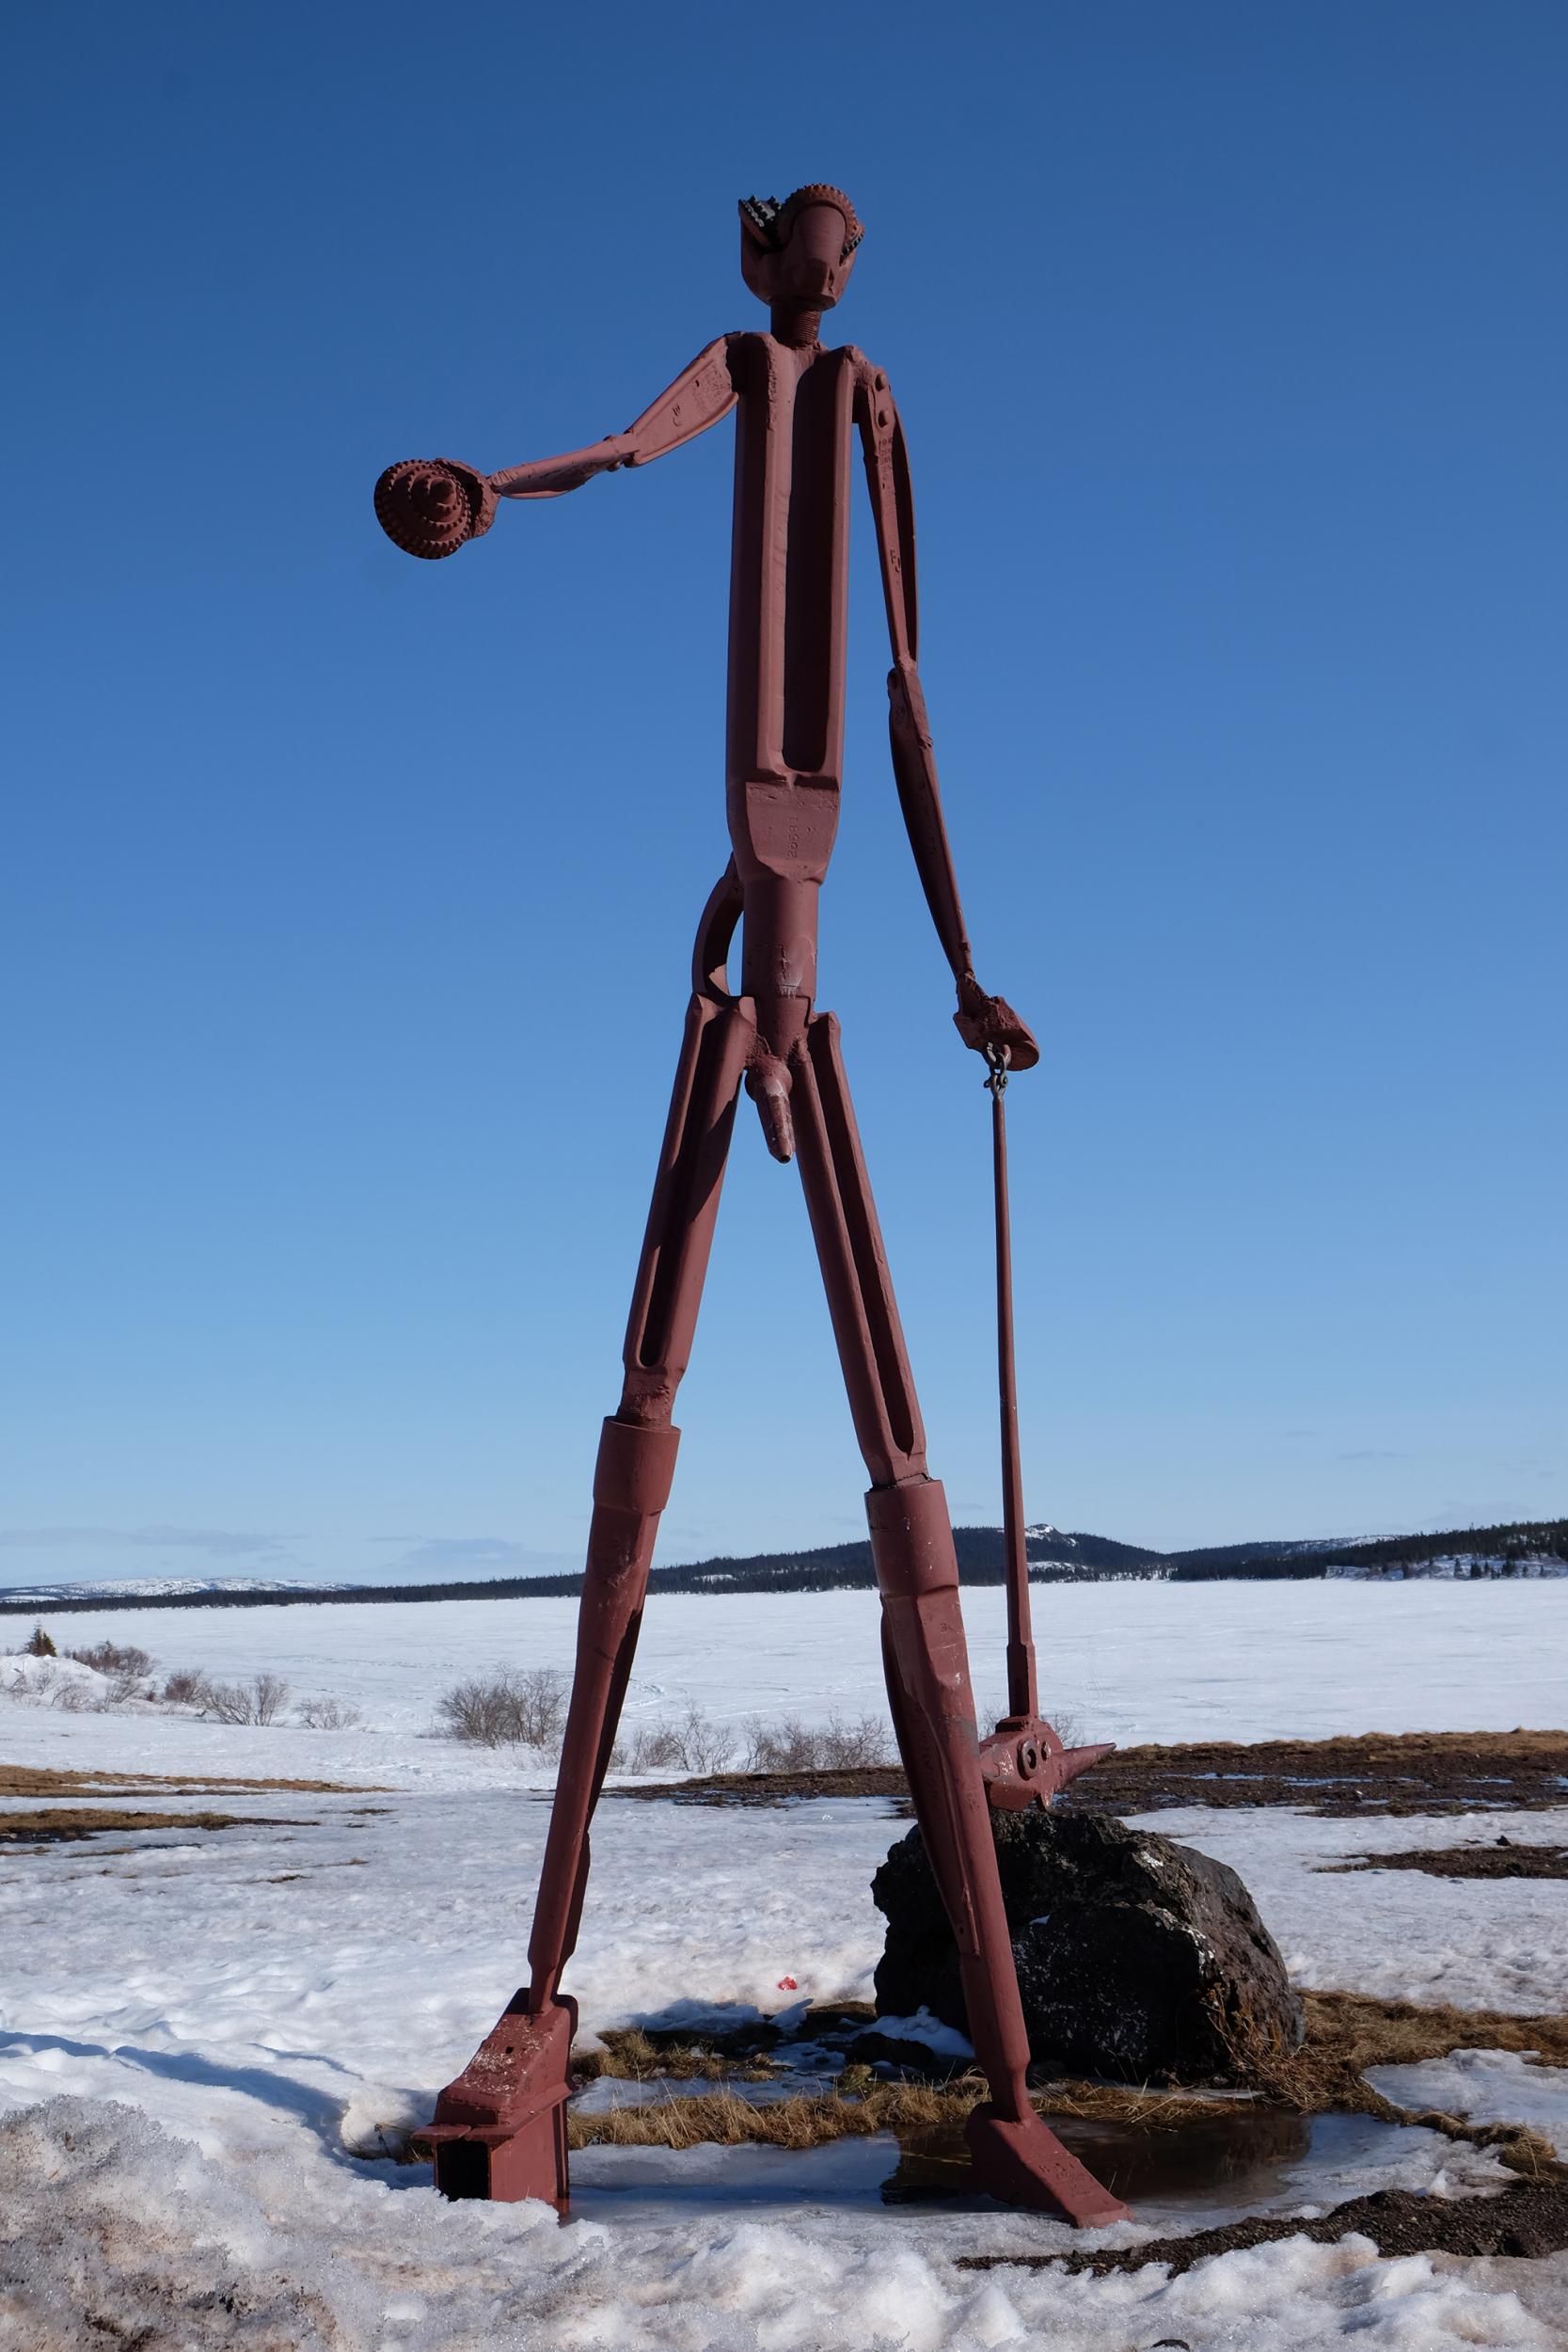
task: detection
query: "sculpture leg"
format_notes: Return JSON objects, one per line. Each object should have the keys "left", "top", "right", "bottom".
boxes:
{"left": 790, "top": 1011, "right": 1128, "bottom": 2227}
{"left": 421, "top": 984, "right": 753, "bottom": 2206}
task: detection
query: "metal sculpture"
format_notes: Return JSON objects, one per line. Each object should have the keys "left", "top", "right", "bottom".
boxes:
{"left": 375, "top": 186, "right": 1127, "bottom": 2229}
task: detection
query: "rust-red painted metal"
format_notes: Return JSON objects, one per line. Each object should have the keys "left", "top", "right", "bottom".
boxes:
{"left": 377, "top": 189, "right": 1127, "bottom": 2231}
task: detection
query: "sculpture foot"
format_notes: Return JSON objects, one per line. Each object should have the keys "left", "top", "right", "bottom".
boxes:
{"left": 419, "top": 1993, "right": 578, "bottom": 2210}
{"left": 964, "top": 2105, "right": 1131, "bottom": 2227}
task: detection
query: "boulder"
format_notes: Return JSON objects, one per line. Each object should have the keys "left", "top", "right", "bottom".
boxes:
{"left": 872, "top": 1809, "right": 1305, "bottom": 2086}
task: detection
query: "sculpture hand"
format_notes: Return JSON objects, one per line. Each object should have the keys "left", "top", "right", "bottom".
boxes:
{"left": 373, "top": 458, "right": 496, "bottom": 560}
{"left": 954, "top": 973, "right": 1039, "bottom": 1072}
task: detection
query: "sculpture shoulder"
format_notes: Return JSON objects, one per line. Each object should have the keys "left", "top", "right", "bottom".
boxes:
{"left": 722, "top": 329, "right": 769, "bottom": 389}
{"left": 838, "top": 344, "right": 890, "bottom": 393}
{"left": 724, "top": 335, "right": 864, "bottom": 396}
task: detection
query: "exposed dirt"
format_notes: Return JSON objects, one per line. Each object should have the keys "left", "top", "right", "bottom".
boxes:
{"left": 0, "top": 1806, "right": 315, "bottom": 1847}
{"left": 621, "top": 1729, "right": 1568, "bottom": 1819}
{"left": 0, "top": 1763, "right": 383, "bottom": 1799}
{"left": 1321, "top": 1841, "right": 1568, "bottom": 1880}
{"left": 619, "top": 1766, "right": 913, "bottom": 1807}
{"left": 957, "top": 2177, "right": 1568, "bottom": 2273}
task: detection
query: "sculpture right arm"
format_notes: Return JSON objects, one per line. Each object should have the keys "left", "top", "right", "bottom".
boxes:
{"left": 374, "top": 337, "right": 738, "bottom": 558}
{"left": 488, "top": 335, "right": 737, "bottom": 501}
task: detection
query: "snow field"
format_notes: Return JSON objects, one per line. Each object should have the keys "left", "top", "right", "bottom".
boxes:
{"left": 2, "top": 1580, "right": 1566, "bottom": 2346}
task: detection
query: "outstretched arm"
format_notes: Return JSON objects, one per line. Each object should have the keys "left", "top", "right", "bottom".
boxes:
{"left": 852, "top": 358, "right": 1038, "bottom": 1069}
{"left": 489, "top": 335, "right": 738, "bottom": 501}
{"left": 374, "top": 337, "right": 737, "bottom": 558}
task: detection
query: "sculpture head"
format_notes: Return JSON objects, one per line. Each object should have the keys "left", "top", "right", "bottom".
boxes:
{"left": 739, "top": 185, "right": 863, "bottom": 326}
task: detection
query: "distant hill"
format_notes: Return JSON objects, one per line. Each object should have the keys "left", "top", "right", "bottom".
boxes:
{"left": 1166, "top": 1519, "right": 1568, "bottom": 1582}
{"left": 1, "top": 1518, "right": 1562, "bottom": 1614}
{"left": 0, "top": 1576, "right": 348, "bottom": 1606}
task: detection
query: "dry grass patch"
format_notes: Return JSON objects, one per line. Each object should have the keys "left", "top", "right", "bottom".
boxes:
{"left": 0, "top": 1764, "right": 384, "bottom": 1799}
{"left": 0, "top": 1806, "right": 315, "bottom": 1847}
{"left": 1280, "top": 1989, "right": 1568, "bottom": 2086}
{"left": 567, "top": 2080, "right": 985, "bottom": 2153}
{"left": 579, "top": 2027, "right": 774, "bottom": 2083}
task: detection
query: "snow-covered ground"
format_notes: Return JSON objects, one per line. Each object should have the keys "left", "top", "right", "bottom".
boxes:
{"left": 2, "top": 1581, "right": 1566, "bottom": 2348}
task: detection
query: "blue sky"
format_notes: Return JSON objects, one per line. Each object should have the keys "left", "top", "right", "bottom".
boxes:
{"left": 4, "top": 1, "right": 1563, "bottom": 1588}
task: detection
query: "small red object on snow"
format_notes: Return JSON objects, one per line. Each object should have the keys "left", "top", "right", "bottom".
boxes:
{"left": 777, "top": 1976, "right": 799, "bottom": 1991}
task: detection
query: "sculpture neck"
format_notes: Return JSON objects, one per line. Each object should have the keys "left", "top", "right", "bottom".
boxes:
{"left": 769, "top": 303, "right": 822, "bottom": 349}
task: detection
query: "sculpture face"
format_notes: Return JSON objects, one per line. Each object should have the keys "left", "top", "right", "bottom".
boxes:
{"left": 738, "top": 184, "right": 863, "bottom": 313}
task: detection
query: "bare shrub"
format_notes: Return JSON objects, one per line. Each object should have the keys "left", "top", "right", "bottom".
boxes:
{"left": 436, "top": 1668, "right": 566, "bottom": 1750}
{"left": 611, "top": 1719, "right": 686, "bottom": 1773}
{"left": 67, "top": 1642, "right": 151, "bottom": 1677}
{"left": 742, "top": 1715, "right": 818, "bottom": 1772}
{"left": 201, "top": 1680, "right": 251, "bottom": 1724}
{"left": 295, "top": 1694, "right": 362, "bottom": 1731}
{"left": 202, "top": 1671, "right": 292, "bottom": 1725}
{"left": 251, "top": 1672, "right": 291, "bottom": 1724}
{"left": 51, "top": 1677, "right": 102, "bottom": 1712}
{"left": 742, "top": 1712, "right": 893, "bottom": 1773}
{"left": 668, "top": 1707, "right": 736, "bottom": 1774}
{"left": 608, "top": 1707, "right": 891, "bottom": 1779}
{"left": 161, "top": 1668, "right": 213, "bottom": 1707}
{"left": 612, "top": 1707, "right": 736, "bottom": 1775}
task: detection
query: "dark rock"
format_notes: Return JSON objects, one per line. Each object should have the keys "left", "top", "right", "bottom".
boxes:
{"left": 872, "top": 1809, "right": 1305, "bottom": 2085}
{"left": 841, "top": 2027, "right": 973, "bottom": 2080}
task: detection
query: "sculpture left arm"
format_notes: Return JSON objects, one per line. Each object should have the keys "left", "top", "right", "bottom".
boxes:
{"left": 852, "top": 359, "right": 1038, "bottom": 1070}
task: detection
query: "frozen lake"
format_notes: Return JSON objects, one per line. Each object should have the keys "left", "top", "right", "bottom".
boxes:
{"left": 4, "top": 1576, "right": 1563, "bottom": 1778}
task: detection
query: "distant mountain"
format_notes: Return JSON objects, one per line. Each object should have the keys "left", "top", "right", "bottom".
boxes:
{"left": 0, "top": 1575, "right": 349, "bottom": 1605}
{"left": 1165, "top": 1518, "right": 1568, "bottom": 1582}
{"left": 1, "top": 1518, "right": 1561, "bottom": 1613}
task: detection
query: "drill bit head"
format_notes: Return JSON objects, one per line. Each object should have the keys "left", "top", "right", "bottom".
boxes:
{"left": 373, "top": 459, "right": 484, "bottom": 560}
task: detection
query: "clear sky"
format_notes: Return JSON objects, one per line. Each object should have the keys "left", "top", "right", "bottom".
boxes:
{"left": 4, "top": 1, "right": 1563, "bottom": 1590}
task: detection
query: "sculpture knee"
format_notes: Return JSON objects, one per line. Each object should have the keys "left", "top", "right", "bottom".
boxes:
{"left": 593, "top": 1416, "right": 680, "bottom": 1517}
{"left": 581, "top": 1418, "right": 682, "bottom": 1592}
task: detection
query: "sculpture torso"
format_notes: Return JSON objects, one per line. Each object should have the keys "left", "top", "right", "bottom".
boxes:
{"left": 723, "top": 333, "right": 865, "bottom": 1025}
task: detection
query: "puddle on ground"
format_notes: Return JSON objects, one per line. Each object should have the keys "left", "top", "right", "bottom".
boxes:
{"left": 570, "top": 2107, "right": 1441, "bottom": 2225}
{"left": 886, "top": 2106, "right": 1327, "bottom": 2207}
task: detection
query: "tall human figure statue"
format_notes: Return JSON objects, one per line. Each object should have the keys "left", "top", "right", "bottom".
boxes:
{"left": 375, "top": 185, "right": 1126, "bottom": 2228}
